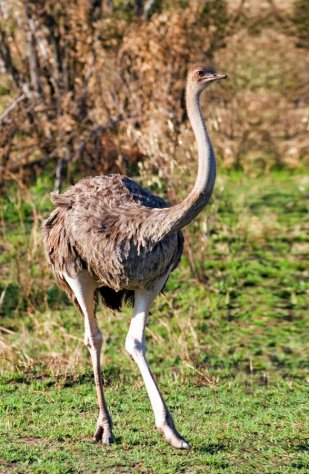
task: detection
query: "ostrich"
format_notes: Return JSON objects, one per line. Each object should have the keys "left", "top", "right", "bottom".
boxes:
{"left": 43, "top": 64, "right": 227, "bottom": 449}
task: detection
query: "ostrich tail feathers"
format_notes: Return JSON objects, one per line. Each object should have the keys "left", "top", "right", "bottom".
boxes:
{"left": 98, "top": 286, "right": 134, "bottom": 311}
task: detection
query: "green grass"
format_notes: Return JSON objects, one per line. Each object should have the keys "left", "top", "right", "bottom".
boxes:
{"left": 0, "top": 378, "right": 307, "bottom": 473}
{"left": 0, "top": 172, "right": 308, "bottom": 472}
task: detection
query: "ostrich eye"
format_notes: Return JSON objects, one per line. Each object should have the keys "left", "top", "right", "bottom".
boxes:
{"left": 197, "top": 70, "right": 204, "bottom": 77}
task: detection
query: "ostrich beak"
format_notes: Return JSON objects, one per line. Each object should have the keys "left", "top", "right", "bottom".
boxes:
{"left": 211, "top": 73, "right": 228, "bottom": 81}
{"left": 203, "top": 72, "right": 228, "bottom": 83}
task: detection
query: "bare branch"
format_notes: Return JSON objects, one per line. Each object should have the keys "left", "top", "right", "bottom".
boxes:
{"left": 0, "top": 94, "right": 26, "bottom": 124}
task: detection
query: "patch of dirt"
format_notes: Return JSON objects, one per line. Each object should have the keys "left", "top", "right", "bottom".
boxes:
{"left": 20, "top": 437, "right": 43, "bottom": 446}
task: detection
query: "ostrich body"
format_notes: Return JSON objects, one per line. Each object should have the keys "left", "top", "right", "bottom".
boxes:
{"left": 43, "top": 65, "right": 226, "bottom": 449}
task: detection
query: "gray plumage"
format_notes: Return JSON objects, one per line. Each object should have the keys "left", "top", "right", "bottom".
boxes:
{"left": 44, "top": 174, "right": 183, "bottom": 309}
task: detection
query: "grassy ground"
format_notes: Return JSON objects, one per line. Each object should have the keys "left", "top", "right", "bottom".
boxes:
{"left": 0, "top": 379, "right": 307, "bottom": 473}
{"left": 0, "top": 172, "right": 308, "bottom": 472}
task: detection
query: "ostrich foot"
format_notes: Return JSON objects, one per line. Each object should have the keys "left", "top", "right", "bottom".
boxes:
{"left": 93, "top": 423, "right": 114, "bottom": 445}
{"left": 157, "top": 424, "right": 189, "bottom": 449}
{"left": 157, "top": 415, "right": 189, "bottom": 449}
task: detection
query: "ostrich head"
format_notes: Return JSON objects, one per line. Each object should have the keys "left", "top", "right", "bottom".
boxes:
{"left": 187, "top": 64, "right": 227, "bottom": 94}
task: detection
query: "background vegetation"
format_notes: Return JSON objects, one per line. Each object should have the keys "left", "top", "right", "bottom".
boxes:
{"left": 0, "top": 1, "right": 308, "bottom": 472}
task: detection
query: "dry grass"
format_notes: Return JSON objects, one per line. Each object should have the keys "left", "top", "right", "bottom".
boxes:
{"left": 0, "top": 173, "right": 307, "bottom": 382}
{"left": 0, "top": 0, "right": 308, "bottom": 194}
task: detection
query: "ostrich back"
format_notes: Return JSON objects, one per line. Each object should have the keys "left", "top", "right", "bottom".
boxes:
{"left": 43, "top": 175, "right": 184, "bottom": 309}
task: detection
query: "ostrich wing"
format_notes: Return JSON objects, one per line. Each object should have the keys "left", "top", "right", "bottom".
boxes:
{"left": 45, "top": 175, "right": 183, "bottom": 292}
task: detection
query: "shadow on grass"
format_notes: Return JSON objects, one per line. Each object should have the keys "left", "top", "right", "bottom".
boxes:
{"left": 10, "top": 369, "right": 121, "bottom": 389}
{"left": 293, "top": 443, "right": 309, "bottom": 452}
{"left": 62, "top": 367, "right": 122, "bottom": 387}
{"left": 197, "top": 443, "right": 227, "bottom": 454}
{"left": 113, "top": 436, "right": 123, "bottom": 445}
{"left": 86, "top": 435, "right": 123, "bottom": 446}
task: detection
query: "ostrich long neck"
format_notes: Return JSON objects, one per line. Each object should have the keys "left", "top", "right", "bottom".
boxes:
{"left": 148, "top": 85, "right": 216, "bottom": 241}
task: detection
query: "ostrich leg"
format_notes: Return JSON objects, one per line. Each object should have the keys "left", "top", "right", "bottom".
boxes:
{"left": 64, "top": 271, "right": 113, "bottom": 445}
{"left": 125, "top": 273, "right": 189, "bottom": 449}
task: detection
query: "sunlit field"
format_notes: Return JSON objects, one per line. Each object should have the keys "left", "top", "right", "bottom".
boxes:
{"left": 1, "top": 173, "right": 308, "bottom": 472}
{"left": 0, "top": 0, "right": 308, "bottom": 472}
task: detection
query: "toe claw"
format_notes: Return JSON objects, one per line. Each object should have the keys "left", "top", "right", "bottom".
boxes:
{"left": 93, "top": 419, "right": 113, "bottom": 446}
{"left": 158, "top": 423, "right": 189, "bottom": 449}
{"left": 93, "top": 426, "right": 103, "bottom": 442}
{"left": 102, "top": 433, "right": 114, "bottom": 446}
